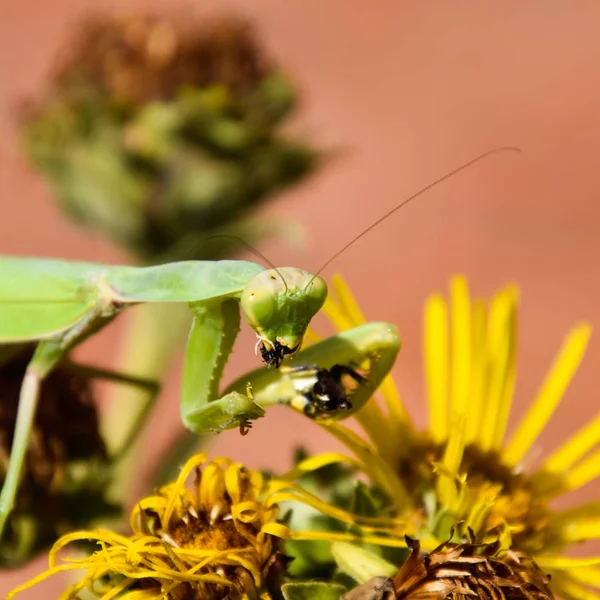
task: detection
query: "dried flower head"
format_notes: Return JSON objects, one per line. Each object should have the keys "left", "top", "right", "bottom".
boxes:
{"left": 390, "top": 534, "right": 553, "bottom": 600}
{"left": 8, "top": 453, "right": 329, "bottom": 599}
{"left": 9, "top": 447, "right": 407, "bottom": 598}
{"left": 0, "top": 350, "right": 114, "bottom": 566}
{"left": 306, "top": 274, "right": 600, "bottom": 599}
{"left": 20, "top": 11, "right": 319, "bottom": 262}
{"left": 51, "top": 13, "right": 270, "bottom": 106}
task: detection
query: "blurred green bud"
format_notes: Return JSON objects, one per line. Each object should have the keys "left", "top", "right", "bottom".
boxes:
{"left": 19, "top": 12, "right": 322, "bottom": 263}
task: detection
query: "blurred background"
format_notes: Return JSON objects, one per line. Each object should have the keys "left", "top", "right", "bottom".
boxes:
{"left": 2, "top": 0, "right": 600, "bottom": 596}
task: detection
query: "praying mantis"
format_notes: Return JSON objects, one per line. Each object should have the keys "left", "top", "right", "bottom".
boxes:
{"left": 0, "top": 147, "right": 518, "bottom": 537}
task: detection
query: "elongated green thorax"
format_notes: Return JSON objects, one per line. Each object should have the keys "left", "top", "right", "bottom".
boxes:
{"left": 240, "top": 268, "right": 327, "bottom": 367}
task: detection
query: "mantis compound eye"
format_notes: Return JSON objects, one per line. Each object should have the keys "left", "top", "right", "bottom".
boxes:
{"left": 241, "top": 281, "right": 278, "bottom": 331}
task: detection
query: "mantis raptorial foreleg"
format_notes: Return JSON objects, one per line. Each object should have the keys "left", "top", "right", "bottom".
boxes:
{"left": 151, "top": 320, "right": 401, "bottom": 484}
{"left": 181, "top": 299, "right": 266, "bottom": 433}
{"left": 193, "top": 321, "right": 401, "bottom": 428}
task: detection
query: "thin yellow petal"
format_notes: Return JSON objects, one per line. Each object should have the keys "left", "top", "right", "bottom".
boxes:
{"left": 303, "top": 328, "right": 322, "bottom": 345}
{"left": 536, "top": 556, "right": 600, "bottom": 569}
{"left": 450, "top": 276, "right": 471, "bottom": 422}
{"left": 331, "top": 274, "right": 367, "bottom": 326}
{"left": 556, "top": 517, "right": 600, "bottom": 543}
{"left": 101, "top": 576, "right": 134, "bottom": 599}
{"left": 278, "top": 451, "right": 364, "bottom": 481}
{"left": 6, "top": 564, "right": 88, "bottom": 599}
{"left": 504, "top": 324, "right": 592, "bottom": 466}
{"left": 490, "top": 287, "right": 518, "bottom": 448}
{"left": 267, "top": 483, "right": 404, "bottom": 535}
{"left": 163, "top": 453, "right": 207, "bottom": 525}
{"left": 288, "top": 530, "right": 415, "bottom": 549}
{"left": 353, "top": 397, "right": 397, "bottom": 462}
{"left": 437, "top": 417, "right": 467, "bottom": 510}
{"left": 551, "top": 577, "right": 600, "bottom": 600}
{"left": 317, "top": 422, "right": 412, "bottom": 511}
{"left": 465, "top": 300, "right": 488, "bottom": 444}
{"left": 562, "top": 447, "right": 600, "bottom": 493}
{"left": 551, "top": 501, "right": 600, "bottom": 525}
{"left": 321, "top": 297, "right": 354, "bottom": 332}
{"left": 540, "top": 411, "right": 600, "bottom": 475}
{"left": 479, "top": 288, "right": 517, "bottom": 452}
{"left": 424, "top": 294, "right": 448, "bottom": 442}
{"left": 377, "top": 375, "right": 415, "bottom": 446}
{"left": 563, "top": 567, "right": 600, "bottom": 589}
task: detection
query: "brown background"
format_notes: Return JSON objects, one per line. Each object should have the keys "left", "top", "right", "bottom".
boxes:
{"left": 2, "top": 1, "right": 600, "bottom": 596}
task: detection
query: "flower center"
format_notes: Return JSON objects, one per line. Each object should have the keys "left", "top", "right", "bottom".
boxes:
{"left": 396, "top": 437, "right": 554, "bottom": 552}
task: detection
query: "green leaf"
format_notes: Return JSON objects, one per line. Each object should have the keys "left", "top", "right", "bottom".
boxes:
{"left": 349, "top": 481, "right": 381, "bottom": 518}
{"left": 281, "top": 582, "right": 347, "bottom": 600}
{"left": 331, "top": 542, "right": 397, "bottom": 584}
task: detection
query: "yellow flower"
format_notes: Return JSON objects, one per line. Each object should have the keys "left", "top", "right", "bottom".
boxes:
{"left": 9, "top": 452, "right": 390, "bottom": 599}
{"left": 313, "top": 274, "right": 600, "bottom": 600}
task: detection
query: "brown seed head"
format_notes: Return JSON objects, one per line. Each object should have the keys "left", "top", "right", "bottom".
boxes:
{"left": 391, "top": 535, "right": 554, "bottom": 600}
{"left": 50, "top": 12, "right": 270, "bottom": 106}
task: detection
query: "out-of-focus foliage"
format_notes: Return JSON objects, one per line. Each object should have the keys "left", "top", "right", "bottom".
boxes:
{"left": 20, "top": 12, "right": 320, "bottom": 262}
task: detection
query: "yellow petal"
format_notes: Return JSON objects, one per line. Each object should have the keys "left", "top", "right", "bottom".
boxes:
{"left": 6, "top": 565, "right": 84, "bottom": 600}
{"left": 489, "top": 287, "right": 518, "bottom": 449}
{"left": 536, "top": 556, "right": 600, "bottom": 569}
{"left": 504, "top": 324, "right": 591, "bottom": 466}
{"left": 479, "top": 288, "right": 517, "bottom": 452}
{"left": 322, "top": 297, "right": 354, "bottom": 332}
{"left": 331, "top": 274, "right": 367, "bottom": 326}
{"left": 540, "top": 411, "right": 600, "bottom": 476}
{"left": 465, "top": 300, "right": 488, "bottom": 444}
{"left": 377, "top": 375, "right": 416, "bottom": 455}
{"left": 449, "top": 276, "right": 471, "bottom": 422}
{"left": 316, "top": 422, "right": 412, "bottom": 511}
{"left": 563, "top": 447, "right": 600, "bottom": 493}
{"left": 556, "top": 517, "right": 600, "bottom": 543}
{"left": 437, "top": 417, "right": 467, "bottom": 510}
{"left": 550, "top": 575, "right": 600, "bottom": 600}
{"left": 551, "top": 500, "right": 600, "bottom": 525}
{"left": 424, "top": 294, "right": 448, "bottom": 442}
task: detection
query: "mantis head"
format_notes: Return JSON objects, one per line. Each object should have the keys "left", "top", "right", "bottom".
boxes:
{"left": 240, "top": 268, "right": 327, "bottom": 368}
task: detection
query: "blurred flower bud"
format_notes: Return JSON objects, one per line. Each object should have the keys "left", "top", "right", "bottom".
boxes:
{"left": 20, "top": 12, "right": 320, "bottom": 262}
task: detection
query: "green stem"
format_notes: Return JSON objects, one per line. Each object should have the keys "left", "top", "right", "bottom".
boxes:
{"left": 102, "top": 302, "right": 192, "bottom": 501}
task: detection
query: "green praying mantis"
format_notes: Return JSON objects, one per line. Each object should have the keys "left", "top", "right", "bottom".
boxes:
{"left": 0, "top": 147, "right": 519, "bottom": 537}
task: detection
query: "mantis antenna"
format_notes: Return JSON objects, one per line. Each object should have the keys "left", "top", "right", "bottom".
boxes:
{"left": 205, "top": 233, "right": 289, "bottom": 294}
{"left": 305, "top": 146, "right": 521, "bottom": 287}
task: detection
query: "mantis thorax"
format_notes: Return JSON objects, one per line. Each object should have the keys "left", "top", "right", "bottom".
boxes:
{"left": 240, "top": 268, "right": 327, "bottom": 367}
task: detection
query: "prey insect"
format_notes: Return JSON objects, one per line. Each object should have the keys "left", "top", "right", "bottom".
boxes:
{"left": 235, "top": 361, "right": 369, "bottom": 435}
{"left": 283, "top": 363, "right": 366, "bottom": 418}
{"left": 224, "top": 321, "right": 400, "bottom": 424}
{"left": 0, "top": 147, "right": 519, "bottom": 535}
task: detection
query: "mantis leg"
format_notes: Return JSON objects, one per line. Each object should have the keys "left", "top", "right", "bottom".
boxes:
{"left": 181, "top": 299, "right": 266, "bottom": 434}
{"left": 0, "top": 341, "right": 64, "bottom": 536}
{"left": 150, "top": 321, "right": 400, "bottom": 484}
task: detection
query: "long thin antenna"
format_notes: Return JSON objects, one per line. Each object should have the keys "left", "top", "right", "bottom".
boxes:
{"left": 206, "top": 234, "right": 288, "bottom": 293}
{"left": 309, "top": 146, "right": 521, "bottom": 281}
